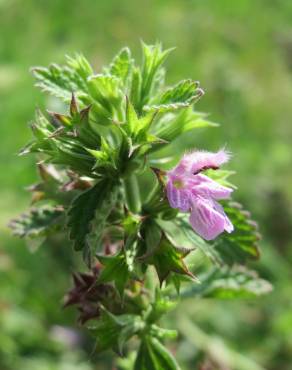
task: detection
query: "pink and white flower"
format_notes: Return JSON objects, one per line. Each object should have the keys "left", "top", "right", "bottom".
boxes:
{"left": 166, "top": 149, "right": 234, "bottom": 240}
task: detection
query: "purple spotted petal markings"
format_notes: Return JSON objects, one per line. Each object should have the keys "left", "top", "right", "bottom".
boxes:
{"left": 166, "top": 149, "right": 234, "bottom": 240}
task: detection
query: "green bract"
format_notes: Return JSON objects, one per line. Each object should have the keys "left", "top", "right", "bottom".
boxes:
{"left": 10, "top": 43, "right": 271, "bottom": 369}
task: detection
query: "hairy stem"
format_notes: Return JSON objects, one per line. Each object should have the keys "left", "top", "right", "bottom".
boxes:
{"left": 123, "top": 174, "right": 141, "bottom": 214}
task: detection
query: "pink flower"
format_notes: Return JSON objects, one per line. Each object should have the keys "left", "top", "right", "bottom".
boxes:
{"left": 166, "top": 149, "right": 234, "bottom": 240}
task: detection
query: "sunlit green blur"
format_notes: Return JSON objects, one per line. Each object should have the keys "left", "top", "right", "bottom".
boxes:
{"left": 1, "top": 1, "right": 292, "bottom": 369}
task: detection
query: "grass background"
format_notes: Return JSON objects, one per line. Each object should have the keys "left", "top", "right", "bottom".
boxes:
{"left": 1, "top": 0, "right": 292, "bottom": 369}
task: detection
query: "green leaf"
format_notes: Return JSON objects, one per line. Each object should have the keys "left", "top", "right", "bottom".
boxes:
{"left": 140, "top": 235, "right": 193, "bottom": 285}
{"left": 86, "top": 136, "right": 119, "bottom": 174}
{"left": 87, "top": 74, "right": 122, "bottom": 116}
{"left": 213, "top": 201, "right": 261, "bottom": 265}
{"left": 159, "top": 79, "right": 200, "bottom": 104}
{"left": 66, "top": 53, "right": 94, "bottom": 80}
{"left": 108, "top": 47, "right": 133, "bottom": 84}
{"left": 144, "top": 220, "right": 163, "bottom": 257}
{"left": 166, "top": 273, "right": 193, "bottom": 295}
{"left": 164, "top": 214, "right": 222, "bottom": 266}
{"left": 23, "top": 107, "right": 100, "bottom": 177}
{"left": 20, "top": 110, "right": 56, "bottom": 155}
{"left": 150, "top": 109, "right": 217, "bottom": 154}
{"left": 124, "top": 98, "right": 157, "bottom": 142}
{"left": 32, "top": 54, "right": 91, "bottom": 101}
{"left": 201, "top": 267, "right": 273, "bottom": 299}
{"left": 67, "top": 179, "right": 116, "bottom": 261}
{"left": 143, "top": 85, "right": 203, "bottom": 113}
{"left": 97, "top": 249, "right": 130, "bottom": 297}
{"left": 125, "top": 96, "right": 140, "bottom": 135}
{"left": 138, "top": 42, "right": 173, "bottom": 111}
{"left": 130, "top": 66, "right": 142, "bottom": 109}
{"left": 9, "top": 205, "right": 64, "bottom": 241}
{"left": 180, "top": 266, "right": 272, "bottom": 299}
{"left": 142, "top": 169, "right": 178, "bottom": 220}
{"left": 90, "top": 307, "right": 143, "bottom": 354}
{"left": 134, "top": 336, "right": 181, "bottom": 370}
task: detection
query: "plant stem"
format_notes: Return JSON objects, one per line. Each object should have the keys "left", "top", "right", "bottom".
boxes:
{"left": 123, "top": 174, "right": 141, "bottom": 214}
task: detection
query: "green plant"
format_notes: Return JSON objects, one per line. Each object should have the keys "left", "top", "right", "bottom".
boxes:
{"left": 10, "top": 43, "right": 272, "bottom": 369}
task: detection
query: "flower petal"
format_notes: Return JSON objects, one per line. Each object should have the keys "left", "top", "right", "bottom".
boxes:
{"left": 174, "top": 148, "right": 231, "bottom": 176}
{"left": 213, "top": 201, "right": 234, "bottom": 233}
{"left": 166, "top": 180, "right": 190, "bottom": 212}
{"left": 189, "top": 196, "right": 229, "bottom": 240}
{"left": 189, "top": 174, "right": 233, "bottom": 200}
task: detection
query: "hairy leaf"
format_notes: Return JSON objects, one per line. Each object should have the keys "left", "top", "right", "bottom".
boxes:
{"left": 143, "top": 86, "right": 203, "bottom": 113}
{"left": 138, "top": 42, "right": 173, "bottom": 112}
{"left": 67, "top": 179, "right": 116, "bottom": 261}
{"left": 9, "top": 205, "right": 64, "bottom": 240}
{"left": 140, "top": 235, "right": 193, "bottom": 284}
{"left": 90, "top": 307, "right": 143, "bottom": 354}
{"left": 159, "top": 79, "right": 200, "bottom": 104}
{"left": 32, "top": 54, "right": 91, "bottom": 101}
{"left": 97, "top": 249, "right": 130, "bottom": 297}
{"left": 180, "top": 266, "right": 272, "bottom": 299}
{"left": 151, "top": 109, "right": 217, "bottom": 148}
{"left": 108, "top": 47, "right": 133, "bottom": 84}
{"left": 87, "top": 74, "right": 122, "bottom": 116}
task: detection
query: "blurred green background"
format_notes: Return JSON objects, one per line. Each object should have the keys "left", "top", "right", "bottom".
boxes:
{"left": 1, "top": 0, "right": 292, "bottom": 369}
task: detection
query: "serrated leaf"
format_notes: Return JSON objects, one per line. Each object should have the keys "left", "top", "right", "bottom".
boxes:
{"left": 203, "top": 267, "right": 272, "bottom": 298}
{"left": 125, "top": 97, "right": 140, "bottom": 135}
{"left": 138, "top": 42, "right": 173, "bottom": 112}
{"left": 9, "top": 205, "right": 64, "bottom": 241}
{"left": 180, "top": 266, "right": 272, "bottom": 299}
{"left": 130, "top": 66, "right": 142, "bottom": 109}
{"left": 143, "top": 87, "right": 203, "bottom": 113}
{"left": 159, "top": 79, "right": 200, "bottom": 105}
{"left": 23, "top": 108, "right": 100, "bottom": 176}
{"left": 51, "top": 138, "right": 96, "bottom": 176}
{"left": 213, "top": 201, "right": 261, "bottom": 265}
{"left": 125, "top": 98, "right": 157, "bottom": 140}
{"left": 150, "top": 109, "right": 216, "bottom": 153}
{"left": 144, "top": 220, "right": 163, "bottom": 257}
{"left": 66, "top": 53, "right": 93, "bottom": 80}
{"left": 90, "top": 307, "right": 143, "bottom": 354}
{"left": 32, "top": 56, "right": 90, "bottom": 101}
{"left": 108, "top": 47, "right": 133, "bottom": 84}
{"left": 140, "top": 235, "right": 193, "bottom": 285}
{"left": 86, "top": 136, "right": 118, "bottom": 173}
{"left": 134, "top": 336, "right": 181, "bottom": 370}
{"left": 67, "top": 179, "right": 116, "bottom": 260}
{"left": 87, "top": 74, "right": 122, "bottom": 116}
{"left": 166, "top": 273, "right": 193, "bottom": 295}
{"left": 97, "top": 249, "right": 130, "bottom": 297}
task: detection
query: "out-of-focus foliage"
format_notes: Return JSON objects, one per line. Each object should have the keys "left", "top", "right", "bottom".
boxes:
{"left": 1, "top": 1, "right": 292, "bottom": 370}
